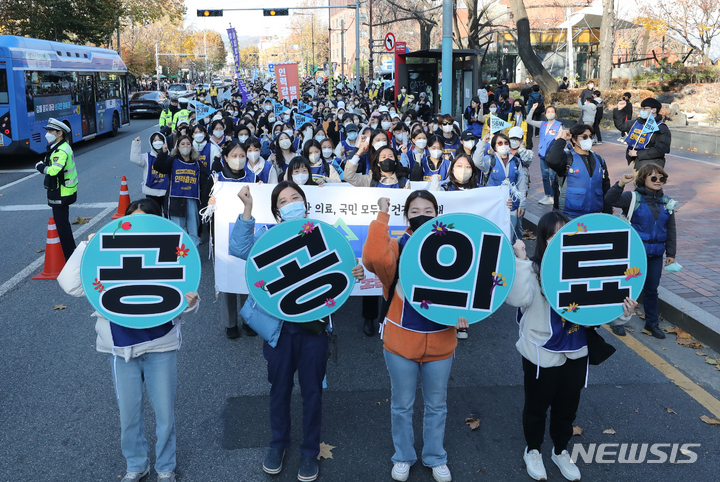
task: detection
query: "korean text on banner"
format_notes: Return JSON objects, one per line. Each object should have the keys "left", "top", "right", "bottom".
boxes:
{"left": 275, "top": 63, "right": 300, "bottom": 101}
{"left": 213, "top": 184, "right": 511, "bottom": 296}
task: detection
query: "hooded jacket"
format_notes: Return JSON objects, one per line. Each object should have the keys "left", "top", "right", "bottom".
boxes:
{"left": 130, "top": 131, "right": 169, "bottom": 196}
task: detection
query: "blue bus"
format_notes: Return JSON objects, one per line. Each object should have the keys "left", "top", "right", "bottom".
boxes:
{"left": 0, "top": 35, "right": 130, "bottom": 156}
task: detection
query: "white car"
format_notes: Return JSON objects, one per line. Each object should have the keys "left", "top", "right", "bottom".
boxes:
{"left": 166, "top": 83, "right": 194, "bottom": 100}
{"left": 212, "top": 78, "right": 223, "bottom": 87}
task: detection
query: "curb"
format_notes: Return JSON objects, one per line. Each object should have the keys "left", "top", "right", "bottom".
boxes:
{"left": 523, "top": 211, "right": 720, "bottom": 354}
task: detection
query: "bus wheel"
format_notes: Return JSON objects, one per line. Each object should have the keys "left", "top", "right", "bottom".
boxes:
{"left": 111, "top": 112, "right": 120, "bottom": 137}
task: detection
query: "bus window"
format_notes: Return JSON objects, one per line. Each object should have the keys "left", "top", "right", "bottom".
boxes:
{"left": 97, "top": 73, "right": 120, "bottom": 101}
{"left": 0, "top": 69, "right": 8, "bottom": 104}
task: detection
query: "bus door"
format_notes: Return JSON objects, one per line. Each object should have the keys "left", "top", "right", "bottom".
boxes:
{"left": 120, "top": 75, "right": 130, "bottom": 124}
{"left": 0, "top": 67, "right": 9, "bottom": 147}
{"left": 78, "top": 74, "right": 96, "bottom": 136}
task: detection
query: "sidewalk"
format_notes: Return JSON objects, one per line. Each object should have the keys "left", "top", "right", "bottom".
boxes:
{"left": 522, "top": 129, "right": 720, "bottom": 352}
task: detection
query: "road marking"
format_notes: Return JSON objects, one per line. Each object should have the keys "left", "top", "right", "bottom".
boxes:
{"left": 604, "top": 325, "right": 720, "bottom": 418}
{"left": 0, "top": 169, "right": 36, "bottom": 174}
{"left": 666, "top": 153, "right": 720, "bottom": 166}
{"left": 0, "top": 202, "right": 116, "bottom": 212}
{"left": 0, "top": 172, "right": 40, "bottom": 191}
{"left": 0, "top": 206, "right": 115, "bottom": 299}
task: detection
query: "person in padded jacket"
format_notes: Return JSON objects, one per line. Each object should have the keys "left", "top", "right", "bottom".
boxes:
{"left": 130, "top": 132, "right": 170, "bottom": 216}
{"left": 613, "top": 97, "right": 671, "bottom": 171}
{"left": 362, "top": 190, "right": 467, "bottom": 482}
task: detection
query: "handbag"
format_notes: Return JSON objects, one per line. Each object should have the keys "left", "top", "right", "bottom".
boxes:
{"left": 585, "top": 327, "right": 616, "bottom": 365}
{"left": 240, "top": 296, "right": 283, "bottom": 348}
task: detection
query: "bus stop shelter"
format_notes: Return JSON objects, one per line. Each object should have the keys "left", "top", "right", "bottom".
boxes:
{"left": 397, "top": 49, "right": 482, "bottom": 120}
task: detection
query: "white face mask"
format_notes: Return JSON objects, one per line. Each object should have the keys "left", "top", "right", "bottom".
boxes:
{"left": 279, "top": 139, "right": 292, "bottom": 150}
{"left": 322, "top": 148, "right": 333, "bottom": 158}
{"left": 292, "top": 173, "right": 309, "bottom": 185}
{"left": 545, "top": 113, "right": 556, "bottom": 120}
{"left": 305, "top": 129, "right": 313, "bottom": 138}
{"left": 247, "top": 151, "right": 261, "bottom": 163}
{"left": 463, "top": 140, "right": 475, "bottom": 149}
{"left": 152, "top": 140, "right": 164, "bottom": 150}
{"left": 414, "top": 138, "right": 427, "bottom": 149}
{"left": 489, "top": 107, "right": 497, "bottom": 113}
{"left": 370, "top": 122, "right": 378, "bottom": 129}
{"left": 193, "top": 133, "right": 205, "bottom": 143}
{"left": 282, "top": 114, "right": 290, "bottom": 121}
{"left": 381, "top": 121, "right": 391, "bottom": 130}
{"left": 429, "top": 149, "right": 443, "bottom": 159}
{"left": 179, "top": 146, "right": 192, "bottom": 157}
{"left": 373, "top": 141, "right": 387, "bottom": 150}
{"left": 226, "top": 155, "right": 246, "bottom": 171}
{"left": 315, "top": 135, "right": 325, "bottom": 142}
{"left": 213, "top": 129, "right": 224, "bottom": 138}
{"left": 264, "top": 104, "right": 273, "bottom": 112}
{"left": 495, "top": 145, "right": 510, "bottom": 156}
{"left": 442, "top": 124, "right": 454, "bottom": 133}
{"left": 578, "top": 139, "right": 593, "bottom": 151}
{"left": 283, "top": 129, "right": 294, "bottom": 138}
{"left": 238, "top": 135, "right": 249, "bottom": 143}
{"left": 510, "top": 139, "right": 521, "bottom": 149}
{"left": 45, "top": 132, "right": 56, "bottom": 143}
{"left": 454, "top": 167, "right": 472, "bottom": 183}
{"left": 309, "top": 153, "right": 321, "bottom": 164}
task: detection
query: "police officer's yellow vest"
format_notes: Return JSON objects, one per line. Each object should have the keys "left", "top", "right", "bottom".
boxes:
{"left": 46, "top": 141, "right": 78, "bottom": 197}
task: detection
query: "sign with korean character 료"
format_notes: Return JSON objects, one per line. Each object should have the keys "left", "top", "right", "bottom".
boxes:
{"left": 540, "top": 213, "right": 648, "bottom": 326}
{"left": 245, "top": 219, "right": 357, "bottom": 322}
{"left": 274, "top": 62, "right": 300, "bottom": 101}
{"left": 80, "top": 215, "right": 201, "bottom": 328}
{"left": 399, "top": 213, "right": 515, "bottom": 325}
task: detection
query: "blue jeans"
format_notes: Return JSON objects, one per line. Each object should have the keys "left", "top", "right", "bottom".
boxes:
{"left": 111, "top": 351, "right": 177, "bottom": 474}
{"left": 510, "top": 209, "right": 523, "bottom": 243}
{"left": 383, "top": 350, "right": 453, "bottom": 467}
{"left": 170, "top": 199, "right": 200, "bottom": 246}
{"left": 643, "top": 255, "right": 664, "bottom": 327}
{"left": 539, "top": 156, "right": 555, "bottom": 196}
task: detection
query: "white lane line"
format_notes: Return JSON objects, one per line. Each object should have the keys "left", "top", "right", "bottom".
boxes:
{"left": 0, "top": 169, "right": 37, "bottom": 174}
{"left": 0, "top": 172, "right": 40, "bottom": 191}
{"left": 666, "top": 153, "right": 720, "bottom": 166}
{"left": 0, "top": 206, "right": 115, "bottom": 299}
{"left": 0, "top": 202, "right": 116, "bottom": 212}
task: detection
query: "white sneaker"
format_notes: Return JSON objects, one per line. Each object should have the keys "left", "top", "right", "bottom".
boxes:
{"left": 538, "top": 195, "right": 554, "bottom": 205}
{"left": 432, "top": 463, "right": 452, "bottom": 482}
{"left": 391, "top": 462, "right": 410, "bottom": 481}
{"left": 552, "top": 448, "right": 581, "bottom": 481}
{"left": 523, "top": 447, "right": 547, "bottom": 481}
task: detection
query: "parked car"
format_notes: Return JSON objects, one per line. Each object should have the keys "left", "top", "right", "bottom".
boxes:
{"left": 166, "top": 83, "right": 194, "bottom": 99}
{"left": 212, "top": 78, "right": 223, "bottom": 87}
{"left": 129, "top": 91, "right": 168, "bottom": 118}
{"left": 222, "top": 78, "right": 233, "bottom": 86}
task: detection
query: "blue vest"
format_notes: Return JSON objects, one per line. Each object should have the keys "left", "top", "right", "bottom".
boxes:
{"left": 631, "top": 195, "right": 670, "bottom": 257}
{"left": 169, "top": 158, "right": 200, "bottom": 199}
{"left": 145, "top": 152, "right": 169, "bottom": 190}
{"left": 196, "top": 142, "right": 213, "bottom": 175}
{"left": 538, "top": 120, "right": 562, "bottom": 158}
{"left": 408, "top": 148, "right": 429, "bottom": 171}
{"left": 110, "top": 321, "right": 175, "bottom": 348}
{"left": 442, "top": 136, "right": 461, "bottom": 161}
{"left": 216, "top": 164, "right": 255, "bottom": 183}
{"left": 246, "top": 160, "right": 274, "bottom": 184}
{"left": 485, "top": 155, "right": 521, "bottom": 210}
{"left": 421, "top": 157, "right": 451, "bottom": 181}
{"left": 391, "top": 138, "right": 404, "bottom": 153}
{"left": 563, "top": 151, "right": 605, "bottom": 218}
{"left": 341, "top": 139, "right": 358, "bottom": 159}
{"left": 310, "top": 163, "right": 328, "bottom": 182}
{"left": 516, "top": 307, "right": 587, "bottom": 353}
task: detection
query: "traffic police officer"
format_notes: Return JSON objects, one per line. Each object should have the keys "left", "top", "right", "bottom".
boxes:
{"left": 171, "top": 98, "right": 191, "bottom": 131}
{"left": 35, "top": 118, "right": 78, "bottom": 260}
{"left": 209, "top": 84, "right": 218, "bottom": 108}
{"left": 159, "top": 98, "right": 179, "bottom": 135}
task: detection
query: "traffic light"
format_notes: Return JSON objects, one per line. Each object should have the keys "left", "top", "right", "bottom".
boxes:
{"left": 263, "top": 8, "right": 289, "bottom": 16}
{"left": 197, "top": 9, "right": 223, "bottom": 17}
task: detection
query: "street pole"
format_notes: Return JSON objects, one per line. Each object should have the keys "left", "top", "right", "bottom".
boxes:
{"left": 355, "top": 0, "right": 360, "bottom": 92}
{"left": 311, "top": 15, "right": 315, "bottom": 76}
{"left": 368, "top": 0, "right": 373, "bottom": 81}
{"left": 566, "top": 6, "right": 574, "bottom": 86}
{"left": 155, "top": 41, "right": 160, "bottom": 91}
{"left": 440, "top": 0, "right": 452, "bottom": 115}
{"left": 341, "top": 19, "right": 345, "bottom": 79}
{"left": 204, "top": 17, "right": 208, "bottom": 79}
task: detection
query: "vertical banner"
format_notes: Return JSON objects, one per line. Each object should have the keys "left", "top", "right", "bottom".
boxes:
{"left": 275, "top": 63, "right": 300, "bottom": 101}
{"left": 237, "top": 79, "right": 250, "bottom": 104}
{"left": 226, "top": 27, "right": 242, "bottom": 81}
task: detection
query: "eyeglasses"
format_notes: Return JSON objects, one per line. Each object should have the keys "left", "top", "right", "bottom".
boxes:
{"left": 441, "top": 122, "right": 452, "bottom": 126}
{"left": 649, "top": 175, "right": 667, "bottom": 183}
{"left": 495, "top": 141, "right": 509, "bottom": 146}
{"left": 577, "top": 134, "right": 591, "bottom": 140}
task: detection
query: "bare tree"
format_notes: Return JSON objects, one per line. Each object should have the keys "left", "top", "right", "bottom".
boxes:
{"left": 453, "top": 0, "right": 508, "bottom": 49}
{"left": 598, "top": 0, "right": 614, "bottom": 89}
{"left": 508, "top": 0, "right": 558, "bottom": 93}
{"left": 372, "top": 0, "right": 443, "bottom": 50}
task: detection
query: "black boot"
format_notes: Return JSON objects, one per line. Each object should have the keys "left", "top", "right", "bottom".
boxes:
{"left": 646, "top": 325, "right": 666, "bottom": 339}
{"left": 611, "top": 325, "right": 626, "bottom": 336}
{"left": 226, "top": 326, "right": 240, "bottom": 339}
{"left": 363, "top": 318, "right": 375, "bottom": 337}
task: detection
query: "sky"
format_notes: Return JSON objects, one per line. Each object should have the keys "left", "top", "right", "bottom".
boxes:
{"left": 183, "top": 0, "right": 302, "bottom": 39}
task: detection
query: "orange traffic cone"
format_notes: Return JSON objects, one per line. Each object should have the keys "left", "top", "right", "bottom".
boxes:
{"left": 111, "top": 175, "right": 131, "bottom": 219}
{"left": 33, "top": 217, "right": 66, "bottom": 280}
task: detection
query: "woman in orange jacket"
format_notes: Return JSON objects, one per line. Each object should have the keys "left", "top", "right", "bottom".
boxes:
{"left": 362, "top": 190, "right": 468, "bottom": 482}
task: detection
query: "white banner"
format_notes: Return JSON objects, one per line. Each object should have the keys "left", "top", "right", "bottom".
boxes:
{"left": 213, "top": 183, "right": 511, "bottom": 296}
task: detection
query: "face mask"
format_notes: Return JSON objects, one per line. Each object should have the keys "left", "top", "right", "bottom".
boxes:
{"left": 389, "top": 109, "right": 396, "bottom": 114}
{"left": 510, "top": 139, "right": 521, "bottom": 149}
{"left": 45, "top": 132, "right": 56, "bottom": 143}
{"left": 315, "top": 135, "right": 325, "bottom": 142}
{"left": 279, "top": 139, "right": 292, "bottom": 150}
{"left": 238, "top": 135, "right": 249, "bottom": 143}
{"left": 489, "top": 107, "right": 497, "bottom": 113}
{"left": 370, "top": 122, "right": 378, "bottom": 129}
{"left": 152, "top": 140, "right": 164, "bottom": 150}
{"left": 193, "top": 133, "right": 205, "bottom": 143}
{"left": 305, "top": 129, "right": 313, "bottom": 138}
{"left": 199, "top": 96, "right": 206, "bottom": 101}
{"left": 379, "top": 158, "right": 397, "bottom": 173}
{"left": 309, "top": 153, "right": 321, "bottom": 164}
{"left": 179, "top": 147, "right": 192, "bottom": 157}
{"left": 463, "top": 140, "right": 475, "bottom": 149}
{"left": 347, "top": 131, "right": 358, "bottom": 141}
{"left": 282, "top": 114, "right": 290, "bottom": 121}
{"left": 442, "top": 124, "right": 453, "bottom": 133}
{"left": 264, "top": 105, "right": 273, "bottom": 112}
{"left": 454, "top": 167, "right": 472, "bottom": 183}
{"left": 429, "top": 149, "right": 443, "bottom": 159}
{"left": 409, "top": 215, "right": 433, "bottom": 233}
{"left": 545, "top": 113, "right": 556, "bottom": 120}
{"left": 247, "top": 151, "right": 261, "bottom": 163}
{"left": 401, "top": 89, "right": 406, "bottom": 94}
{"left": 639, "top": 110, "right": 650, "bottom": 119}
{"left": 292, "top": 173, "right": 309, "bottom": 185}
{"left": 495, "top": 145, "right": 510, "bottom": 156}
{"left": 578, "top": 139, "right": 593, "bottom": 151}
{"left": 381, "top": 121, "right": 391, "bottom": 130}
{"left": 322, "top": 148, "right": 333, "bottom": 158}
{"left": 414, "top": 138, "right": 427, "bottom": 149}
{"left": 373, "top": 141, "right": 387, "bottom": 150}
{"left": 226, "top": 155, "right": 246, "bottom": 171}
{"left": 283, "top": 129, "right": 294, "bottom": 138}
{"left": 404, "top": 121, "right": 410, "bottom": 126}
{"left": 513, "top": 106, "right": 523, "bottom": 112}
{"left": 268, "top": 116, "right": 275, "bottom": 123}
{"left": 279, "top": 201, "right": 307, "bottom": 221}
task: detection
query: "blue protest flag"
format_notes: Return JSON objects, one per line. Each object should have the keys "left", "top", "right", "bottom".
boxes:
{"left": 297, "top": 101, "right": 313, "bottom": 113}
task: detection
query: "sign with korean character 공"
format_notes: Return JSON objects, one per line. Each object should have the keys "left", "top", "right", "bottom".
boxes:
{"left": 274, "top": 62, "right": 300, "bottom": 101}
{"left": 80, "top": 215, "right": 201, "bottom": 329}
{"left": 399, "top": 213, "right": 516, "bottom": 325}
{"left": 245, "top": 219, "right": 358, "bottom": 322}
{"left": 540, "top": 213, "right": 648, "bottom": 326}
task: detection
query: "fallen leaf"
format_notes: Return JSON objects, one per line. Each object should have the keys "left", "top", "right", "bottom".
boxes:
{"left": 476, "top": 467, "right": 486, "bottom": 473}
{"left": 35, "top": 249, "right": 45, "bottom": 253}
{"left": 696, "top": 352, "right": 708, "bottom": 356}
{"left": 675, "top": 327, "right": 692, "bottom": 339}
{"left": 53, "top": 304, "right": 68, "bottom": 310}
{"left": 72, "top": 216, "right": 92, "bottom": 225}
{"left": 705, "top": 358, "right": 718, "bottom": 365}
{"left": 572, "top": 425, "right": 584, "bottom": 436}
{"left": 661, "top": 325, "right": 676, "bottom": 334}
{"left": 635, "top": 309, "right": 646, "bottom": 320}
{"left": 625, "top": 326, "right": 635, "bottom": 333}
{"left": 665, "top": 407, "right": 677, "bottom": 414}
{"left": 465, "top": 417, "right": 480, "bottom": 430}
{"left": 603, "top": 428, "right": 617, "bottom": 435}
{"left": 676, "top": 338, "right": 706, "bottom": 349}
{"left": 317, "top": 442, "right": 335, "bottom": 460}
{"left": 700, "top": 415, "right": 720, "bottom": 425}
{"left": 641, "top": 328, "right": 653, "bottom": 336}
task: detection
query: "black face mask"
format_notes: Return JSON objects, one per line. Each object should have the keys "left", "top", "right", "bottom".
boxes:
{"left": 169, "top": 105, "right": 178, "bottom": 114}
{"left": 409, "top": 215, "right": 433, "bottom": 233}
{"left": 379, "top": 158, "right": 397, "bottom": 173}
{"left": 514, "top": 106, "right": 523, "bottom": 112}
